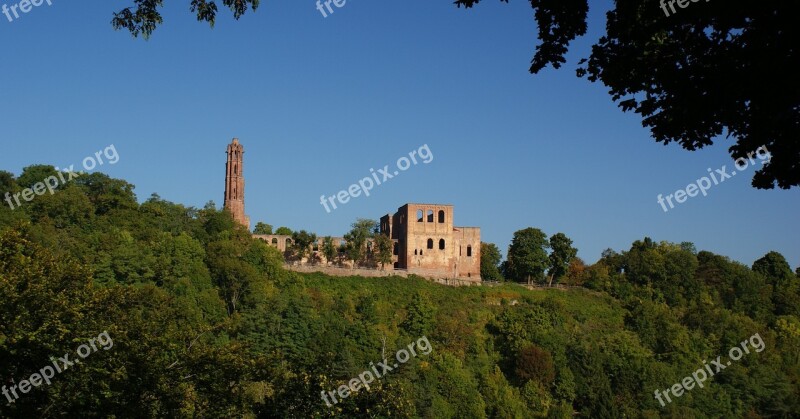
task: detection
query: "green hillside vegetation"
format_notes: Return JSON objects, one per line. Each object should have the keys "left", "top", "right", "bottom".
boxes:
{"left": 1, "top": 166, "right": 798, "bottom": 418}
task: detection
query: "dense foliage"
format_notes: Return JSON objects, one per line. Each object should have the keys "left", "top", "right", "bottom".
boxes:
{"left": 1, "top": 167, "right": 798, "bottom": 417}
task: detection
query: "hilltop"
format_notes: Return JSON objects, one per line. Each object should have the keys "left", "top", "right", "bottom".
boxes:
{"left": 1, "top": 168, "right": 798, "bottom": 417}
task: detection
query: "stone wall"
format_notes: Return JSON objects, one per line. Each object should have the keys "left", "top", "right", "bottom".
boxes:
{"left": 285, "top": 264, "right": 481, "bottom": 286}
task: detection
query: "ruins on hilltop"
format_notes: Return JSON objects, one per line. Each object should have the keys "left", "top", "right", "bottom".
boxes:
{"left": 224, "top": 138, "right": 481, "bottom": 283}
{"left": 381, "top": 204, "right": 481, "bottom": 280}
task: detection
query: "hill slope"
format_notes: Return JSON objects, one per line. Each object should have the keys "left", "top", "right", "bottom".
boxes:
{"left": 0, "top": 168, "right": 798, "bottom": 417}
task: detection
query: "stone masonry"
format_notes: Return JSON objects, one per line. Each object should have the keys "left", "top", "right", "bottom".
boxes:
{"left": 224, "top": 138, "right": 250, "bottom": 229}
{"left": 227, "top": 139, "right": 482, "bottom": 283}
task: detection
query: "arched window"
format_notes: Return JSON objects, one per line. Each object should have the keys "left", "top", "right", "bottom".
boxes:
{"left": 414, "top": 249, "right": 418, "bottom": 255}
{"left": 271, "top": 238, "right": 278, "bottom": 245}
{"left": 439, "top": 239, "right": 445, "bottom": 250}
{"left": 427, "top": 210, "right": 434, "bottom": 222}
{"left": 417, "top": 209, "right": 423, "bottom": 222}
{"left": 427, "top": 239, "right": 434, "bottom": 249}
{"left": 438, "top": 210, "right": 445, "bottom": 223}
{"left": 466, "top": 245, "right": 472, "bottom": 257}
{"left": 286, "top": 239, "right": 292, "bottom": 247}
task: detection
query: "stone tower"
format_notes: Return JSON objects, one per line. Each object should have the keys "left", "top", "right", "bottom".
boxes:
{"left": 224, "top": 138, "right": 250, "bottom": 229}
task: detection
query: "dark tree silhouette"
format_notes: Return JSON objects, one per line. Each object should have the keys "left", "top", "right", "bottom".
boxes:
{"left": 111, "top": 0, "right": 260, "bottom": 38}
{"left": 457, "top": 0, "right": 799, "bottom": 189}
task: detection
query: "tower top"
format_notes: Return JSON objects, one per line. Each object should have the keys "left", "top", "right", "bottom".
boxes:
{"left": 227, "top": 138, "right": 243, "bottom": 153}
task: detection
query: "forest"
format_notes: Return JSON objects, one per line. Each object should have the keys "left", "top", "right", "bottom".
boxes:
{"left": 1, "top": 166, "right": 798, "bottom": 418}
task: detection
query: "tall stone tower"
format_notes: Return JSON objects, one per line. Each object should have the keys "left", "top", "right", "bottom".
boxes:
{"left": 224, "top": 138, "right": 250, "bottom": 229}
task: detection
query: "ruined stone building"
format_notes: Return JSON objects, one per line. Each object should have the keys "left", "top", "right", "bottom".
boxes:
{"left": 224, "top": 138, "right": 250, "bottom": 229}
{"left": 380, "top": 204, "right": 481, "bottom": 281}
{"left": 225, "top": 139, "right": 481, "bottom": 282}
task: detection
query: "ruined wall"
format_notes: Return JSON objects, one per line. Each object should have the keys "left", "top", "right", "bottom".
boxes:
{"left": 253, "top": 234, "right": 293, "bottom": 252}
{"left": 257, "top": 203, "right": 480, "bottom": 283}
{"left": 254, "top": 234, "right": 348, "bottom": 264}
{"left": 378, "top": 203, "right": 481, "bottom": 282}
{"left": 402, "top": 204, "right": 454, "bottom": 272}
{"left": 452, "top": 227, "right": 481, "bottom": 279}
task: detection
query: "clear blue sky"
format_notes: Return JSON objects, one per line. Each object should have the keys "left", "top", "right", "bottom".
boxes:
{"left": 1, "top": 0, "right": 797, "bottom": 268}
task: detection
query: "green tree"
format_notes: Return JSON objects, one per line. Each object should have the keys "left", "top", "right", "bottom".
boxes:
{"left": 0, "top": 228, "right": 254, "bottom": 417}
{"left": 321, "top": 236, "right": 337, "bottom": 266}
{"left": 290, "top": 230, "right": 317, "bottom": 264}
{"left": 515, "top": 344, "right": 556, "bottom": 386}
{"left": 373, "top": 233, "right": 393, "bottom": 271}
{"left": 521, "top": 380, "right": 552, "bottom": 417}
{"left": 599, "top": 248, "right": 625, "bottom": 274}
{"left": 74, "top": 172, "right": 138, "bottom": 215}
{"left": 275, "top": 226, "right": 293, "bottom": 235}
{"left": 753, "top": 251, "right": 795, "bottom": 282}
{"left": 754, "top": 251, "right": 800, "bottom": 316}
{"left": 624, "top": 237, "right": 666, "bottom": 285}
{"left": 480, "top": 242, "right": 503, "bottom": 281}
{"left": 206, "top": 235, "right": 264, "bottom": 314}
{"left": 506, "top": 228, "right": 550, "bottom": 284}
{"left": 199, "top": 201, "right": 237, "bottom": 238}
{"left": 28, "top": 184, "right": 95, "bottom": 229}
{"left": 481, "top": 366, "right": 531, "bottom": 418}
{"left": 343, "top": 218, "right": 376, "bottom": 268}
{"left": 547, "top": 233, "right": 577, "bottom": 286}
{"left": 16, "top": 164, "right": 62, "bottom": 189}
{"left": 0, "top": 170, "right": 16, "bottom": 195}
{"left": 401, "top": 292, "right": 434, "bottom": 337}
{"left": 253, "top": 222, "right": 273, "bottom": 235}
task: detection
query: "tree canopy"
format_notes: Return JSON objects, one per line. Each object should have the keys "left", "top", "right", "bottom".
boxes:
{"left": 2, "top": 167, "right": 798, "bottom": 416}
{"left": 506, "top": 227, "right": 550, "bottom": 284}
{"left": 480, "top": 242, "right": 503, "bottom": 281}
{"left": 253, "top": 222, "right": 272, "bottom": 235}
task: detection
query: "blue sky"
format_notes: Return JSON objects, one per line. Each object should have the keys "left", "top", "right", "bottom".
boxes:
{"left": 1, "top": 0, "right": 797, "bottom": 268}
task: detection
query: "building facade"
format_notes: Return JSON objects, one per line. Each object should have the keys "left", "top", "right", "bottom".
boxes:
{"left": 380, "top": 203, "right": 481, "bottom": 281}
